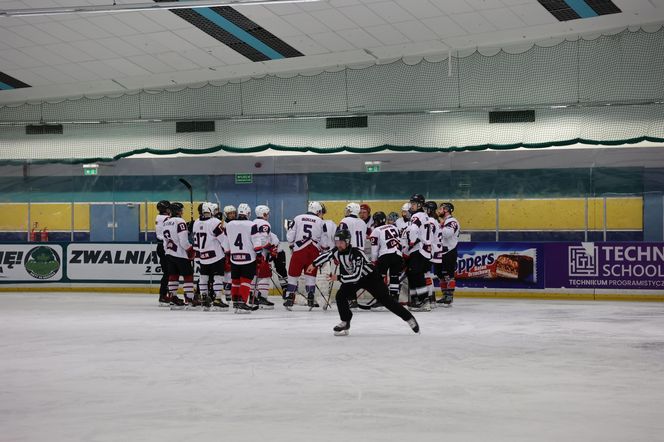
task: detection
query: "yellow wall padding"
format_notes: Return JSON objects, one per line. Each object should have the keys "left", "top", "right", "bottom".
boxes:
{"left": 499, "top": 199, "right": 587, "bottom": 230}
{"left": 0, "top": 203, "right": 29, "bottom": 231}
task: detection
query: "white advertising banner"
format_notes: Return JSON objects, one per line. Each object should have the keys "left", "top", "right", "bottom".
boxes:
{"left": 0, "top": 244, "right": 64, "bottom": 282}
{"left": 67, "top": 243, "right": 164, "bottom": 281}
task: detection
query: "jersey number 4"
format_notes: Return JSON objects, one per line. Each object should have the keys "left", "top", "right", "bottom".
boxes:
{"left": 234, "top": 233, "right": 243, "bottom": 249}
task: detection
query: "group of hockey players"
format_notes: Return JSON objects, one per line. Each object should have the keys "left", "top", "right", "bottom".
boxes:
{"left": 154, "top": 193, "right": 460, "bottom": 336}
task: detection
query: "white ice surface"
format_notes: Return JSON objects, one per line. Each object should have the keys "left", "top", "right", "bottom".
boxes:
{"left": 1, "top": 293, "right": 663, "bottom": 442}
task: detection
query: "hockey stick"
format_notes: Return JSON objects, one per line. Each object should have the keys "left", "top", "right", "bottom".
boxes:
{"left": 314, "top": 284, "right": 331, "bottom": 311}
{"left": 178, "top": 178, "right": 193, "bottom": 223}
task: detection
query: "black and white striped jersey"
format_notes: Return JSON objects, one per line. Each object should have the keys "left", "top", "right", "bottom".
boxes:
{"left": 313, "top": 246, "right": 375, "bottom": 284}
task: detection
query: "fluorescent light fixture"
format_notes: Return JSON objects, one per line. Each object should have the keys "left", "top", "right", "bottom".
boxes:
{"left": 0, "top": 0, "right": 323, "bottom": 17}
{"left": 550, "top": 105, "right": 569, "bottom": 109}
{"left": 428, "top": 110, "right": 452, "bottom": 113}
{"left": 364, "top": 161, "right": 381, "bottom": 166}
{"left": 82, "top": 163, "right": 99, "bottom": 169}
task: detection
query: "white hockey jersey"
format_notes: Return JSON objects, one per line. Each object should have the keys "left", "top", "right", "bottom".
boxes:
{"left": 369, "top": 224, "right": 402, "bottom": 261}
{"left": 155, "top": 214, "right": 168, "bottom": 241}
{"left": 252, "top": 218, "right": 272, "bottom": 254}
{"left": 287, "top": 213, "right": 324, "bottom": 252}
{"left": 428, "top": 217, "right": 443, "bottom": 263}
{"left": 224, "top": 219, "right": 258, "bottom": 264}
{"left": 192, "top": 217, "right": 228, "bottom": 264}
{"left": 163, "top": 216, "right": 192, "bottom": 259}
{"left": 395, "top": 217, "right": 409, "bottom": 236}
{"left": 440, "top": 216, "right": 461, "bottom": 253}
{"left": 338, "top": 215, "right": 367, "bottom": 249}
{"left": 403, "top": 211, "right": 431, "bottom": 259}
{"left": 269, "top": 232, "right": 282, "bottom": 251}
{"left": 321, "top": 220, "right": 337, "bottom": 250}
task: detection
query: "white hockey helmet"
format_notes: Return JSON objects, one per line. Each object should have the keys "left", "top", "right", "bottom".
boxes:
{"left": 345, "top": 202, "right": 361, "bottom": 217}
{"left": 401, "top": 202, "right": 410, "bottom": 212}
{"left": 308, "top": 201, "right": 322, "bottom": 215}
{"left": 237, "top": 203, "right": 251, "bottom": 217}
{"left": 223, "top": 205, "right": 236, "bottom": 214}
{"left": 201, "top": 202, "right": 215, "bottom": 216}
{"left": 255, "top": 205, "right": 270, "bottom": 218}
{"left": 210, "top": 203, "right": 219, "bottom": 214}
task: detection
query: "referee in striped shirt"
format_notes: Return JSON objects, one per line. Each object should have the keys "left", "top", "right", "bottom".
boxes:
{"left": 308, "top": 229, "right": 419, "bottom": 336}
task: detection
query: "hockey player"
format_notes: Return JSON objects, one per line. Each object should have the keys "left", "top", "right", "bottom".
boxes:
{"left": 155, "top": 200, "right": 171, "bottom": 306}
{"left": 308, "top": 229, "right": 419, "bottom": 336}
{"left": 317, "top": 203, "right": 338, "bottom": 297}
{"left": 369, "top": 211, "right": 404, "bottom": 305}
{"left": 338, "top": 202, "right": 368, "bottom": 308}
{"left": 193, "top": 202, "right": 230, "bottom": 310}
{"left": 223, "top": 203, "right": 259, "bottom": 312}
{"left": 359, "top": 203, "right": 373, "bottom": 235}
{"left": 252, "top": 205, "right": 276, "bottom": 309}
{"left": 403, "top": 194, "right": 432, "bottom": 311}
{"left": 395, "top": 202, "right": 410, "bottom": 235}
{"left": 339, "top": 203, "right": 368, "bottom": 249}
{"left": 163, "top": 202, "right": 195, "bottom": 308}
{"left": 424, "top": 201, "right": 440, "bottom": 306}
{"left": 221, "top": 205, "right": 237, "bottom": 300}
{"left": 284, "top": 201, "right": 325, "bottom": 309}
{"left": 436, "top": 202, "right": 460, "bottom": 306}
{"left": 269, "top": 231, "right": 289, "bottom": 294}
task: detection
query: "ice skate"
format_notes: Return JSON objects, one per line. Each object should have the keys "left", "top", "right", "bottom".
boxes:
{"left": 184, "top": 294, "right": 203, "bottom": 311}
{"left": 158, "top": 294, "right": 171, "bottom": 307}
{"left": 233, "top": 300, "right": 257, "bottom": 314}
{"left": 169, "top": 294, "right": 185, "bottom": 310}
{"left": 333, "top": 321, "right": 350, "bottom": 336}
{"left": 283, "top": 293, "right": 295, "bottom": 311}
{"left": 255, "top": 294, "right": 275, "bottom": 310}
{"left": 307, "top": 293, "right": 319, "bottom": 310}
{"left": 439, "top": 292, "right": 454, "bottom": 307}
{"left": 211, "top": 297, "right": 229, "bottom": 311}
{"left": 407, "top": 317, "right": 420, "bottom": 334}
{"left": 201, "top": 295, "right": 212, "bottom": 311}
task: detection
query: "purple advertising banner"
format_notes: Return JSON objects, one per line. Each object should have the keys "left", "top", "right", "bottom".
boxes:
{"left": 544, "top": 242, "right": 664, "bottom": 290}
{"left": 455, "top": 242, "right": 545, "bottom": 289}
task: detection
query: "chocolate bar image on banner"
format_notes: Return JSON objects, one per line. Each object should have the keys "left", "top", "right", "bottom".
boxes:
{"left": 495, "top": 254, "right": 535, "bottom": 281}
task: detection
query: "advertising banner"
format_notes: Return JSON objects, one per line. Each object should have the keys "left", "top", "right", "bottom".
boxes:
{"left": 0, "top": 244, "right": 64, "bottom": 282}
{"left": 544, "top": 242, "right": 664, "bottom": 290}
{"left": 455, "top": 242, "right": 545, "bottom": 289}
{"left": 67, "top": 243, "right": 163, "bottom": 281}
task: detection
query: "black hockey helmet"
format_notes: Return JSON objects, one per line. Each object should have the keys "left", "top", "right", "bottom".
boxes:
{"left": 409, "top": 193, "right": 425, "bottom": 211}
{"left": 157, "top": 200, "right": 170, "bottom": 213}
{"left": 387, "top": 212, "right": 399, "bottom": 224}
{"left": 320, "top": 202, "right": 327, "bottom": 215}
{"left": 372, "top": 211, "right": 386, "bottom": 227}
{"left": 334, "top": 228, "right": 351, "bottom": 245}
{"left": 170, "top": 202, "right": 184, "bottom": 216}
{"left": 424, "top": 201, "right": 438, "bottom": 216}
{"left": 440, "top": 202, "right": 454, "bottom": 213}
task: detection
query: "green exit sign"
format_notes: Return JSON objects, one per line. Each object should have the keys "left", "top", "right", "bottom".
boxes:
{"left": 84, "top": 167, "right": 98, "bottom": 176}
{"left": 366, "top": 164, "right": 380, "bottom": 173}
{"left": 235, "top": 173, "right": 253, "bottom": 184}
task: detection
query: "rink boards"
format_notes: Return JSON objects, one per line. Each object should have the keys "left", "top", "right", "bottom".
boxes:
{"left": 0, "top": 241, "right": 662, "bottom": 301}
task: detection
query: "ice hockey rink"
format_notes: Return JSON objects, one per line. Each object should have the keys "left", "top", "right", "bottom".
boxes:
{"left": 1, "top": 292, "right": 663, "bottom": 442}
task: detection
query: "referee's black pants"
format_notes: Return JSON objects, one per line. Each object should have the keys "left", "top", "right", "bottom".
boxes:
{"left": 336, "top": 272, "right": 413, "bottom": 323}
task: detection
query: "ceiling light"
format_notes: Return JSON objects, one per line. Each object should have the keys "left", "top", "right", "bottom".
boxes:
{"left": 0, "top": 0, "right": 323, "bottom": 17}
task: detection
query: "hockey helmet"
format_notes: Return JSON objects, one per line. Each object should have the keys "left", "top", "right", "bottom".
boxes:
{"left": 387, "top": 212, "right": 399, "bottom": 224}
{"left": 400, "top": 202, "right": 410, "bottom": 212}
{"left": 345, "top": 202, "right": 361, "bottom": 217}
{"left": 308, "top": 201, "right": 323, "bottom": 215}
{"left": 255, "top": 205, "right": 270, "bottom": 218}
{"left": 197, "top": 203, "right": 204, "bottom": 216}
{"left": 156, "top": 200, "right": 171, "bottom": 214}
{"left": 372, "top": 211, "right": 386, "bottom": 227}
{"left": 237, "top": 203, "right": 251, "bottom": 218}
{"left": 201, "top": 202, "right": 215, "bottom": 217}
{"left": 440, "top": 202, "right": 455, "bottom": 213}
{"left": 223, "top": 205, "right": 236, "bottom": 215}
{"left": 424, "top": 201, "right": 438, "bottom": 216}
{"left": 320, "top": 202, "right": 327, "bottom": 215}
{"left": 169, "top": 202, "right": 184, "bottom": 217}
{"left": 334, "top": 228, "right": 352, "bottom": 249}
